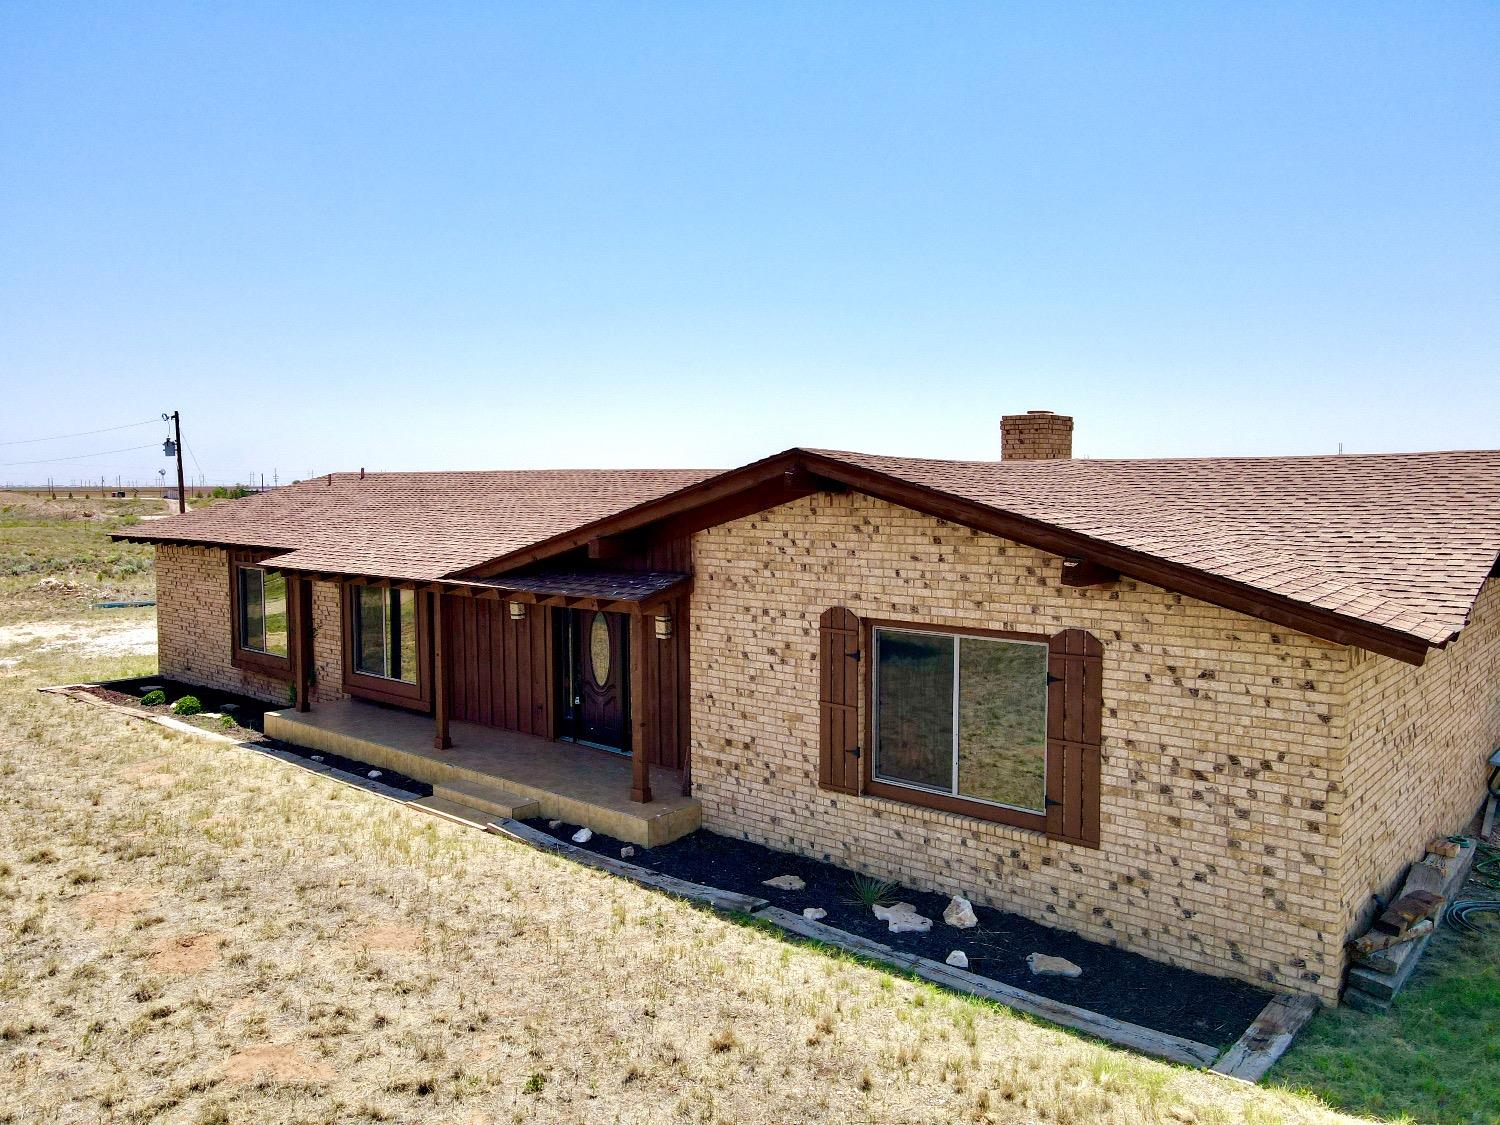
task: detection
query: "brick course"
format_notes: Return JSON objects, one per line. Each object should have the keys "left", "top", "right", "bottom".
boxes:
{"left": 155, "top": 545, "right": 345, "bottom": 706}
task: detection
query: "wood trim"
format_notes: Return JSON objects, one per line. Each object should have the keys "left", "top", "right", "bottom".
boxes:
{"left": 228, "top": 549, "right": 293, "bottom": 681}
{"left": 859, "top": 617, "right": 1056, "bottom": 834}
{"left": 340, "top": 581, "right": 433, "bottom": 711}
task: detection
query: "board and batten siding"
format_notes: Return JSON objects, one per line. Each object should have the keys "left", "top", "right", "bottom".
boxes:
{"left": 154, "top": 544, "right": 345, "bottom": 707}
{"left": 688, "top": 492, "right": 1354, "bottom": 1001}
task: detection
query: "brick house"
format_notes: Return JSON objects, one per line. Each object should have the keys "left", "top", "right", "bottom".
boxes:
{"left": 118, "top": 412, "right": 1500, "bottom": 1003}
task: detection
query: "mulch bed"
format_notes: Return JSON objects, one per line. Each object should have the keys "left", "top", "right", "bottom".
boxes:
{"left": 77, "top": 676, "right": 432, "bottom": 795}
{"left": 525, "top": 817, "right": 1272, "bottom": 1048}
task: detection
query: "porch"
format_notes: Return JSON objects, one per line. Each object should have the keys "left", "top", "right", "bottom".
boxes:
{"left": 265, "top": 699, "right": 702, "bottom": 847}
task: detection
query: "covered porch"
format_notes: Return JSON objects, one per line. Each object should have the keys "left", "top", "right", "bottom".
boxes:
{"left": 265, "top": 699, "right": 702, "bottom": 847}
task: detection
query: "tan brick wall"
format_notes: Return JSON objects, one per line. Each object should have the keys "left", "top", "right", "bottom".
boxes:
{"left": 1335, "top": 579, "right": 1500, "bottom": 936}
{"left": 1001, "top": 411, "right": 1074, "bottom": 460}
{"left": 690, "top": 493, "right": 1352, "bottom": 1000}
{"left": 155, "top": 545, "right": 345, "bottom": 706}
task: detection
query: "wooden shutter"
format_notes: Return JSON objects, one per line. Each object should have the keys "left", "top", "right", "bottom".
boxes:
{"left": 818, "top": 607, "right": 862, "bottom": 794}
{"left": 1045, "top": 627, "right": 1103, "bottom": 846}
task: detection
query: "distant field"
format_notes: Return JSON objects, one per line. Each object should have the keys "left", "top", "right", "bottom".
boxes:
{"left": 0, "top": 491, "right": 160, "bottom": 624}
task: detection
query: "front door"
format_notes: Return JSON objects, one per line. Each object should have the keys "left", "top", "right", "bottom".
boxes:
{"left": 557, "top": 609, "right": 630, "bottom": 752}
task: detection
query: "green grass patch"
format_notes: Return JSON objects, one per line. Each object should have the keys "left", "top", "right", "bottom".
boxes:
{"left": 1271, "top": 911, "right": 1500, "bottom": 1125}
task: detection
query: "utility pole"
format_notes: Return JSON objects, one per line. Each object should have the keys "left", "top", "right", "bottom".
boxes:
{"left": 163, "top": 411, "right": 186, "bottom": 513}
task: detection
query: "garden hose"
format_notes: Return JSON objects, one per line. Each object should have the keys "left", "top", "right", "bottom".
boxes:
{"left": 1443, "top": 840, "right": 1500, "bottom": 933}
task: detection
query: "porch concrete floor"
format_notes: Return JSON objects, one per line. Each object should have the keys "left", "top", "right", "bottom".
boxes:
{"left": 264, "top": 700, "right": 701, "bottom": 847}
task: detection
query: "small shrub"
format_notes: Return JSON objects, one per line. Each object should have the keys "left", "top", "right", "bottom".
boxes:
{"left": 844, "top": 874, "right": 900, "bottom": 908}
{"left": 170, "top": 696, "right": 202, "bottom": 716}
{"left": 141, "top": 690, "right": 166, "bottom": 706}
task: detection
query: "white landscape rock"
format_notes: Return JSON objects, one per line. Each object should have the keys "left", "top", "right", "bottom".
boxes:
{"left": 802, "top": 907, "right": 827, "bottom": 922}
{"left": 547, "top": 820, "right": 563, "bottom": 830}
{"left": 571, "top": 828, "right": 593, "bottom": 844}
{"left": 762, "top": 875, "right": 806, "bottom": 891}
{"left": 310, "top": 755, "right": 324, "bottom": 762}
{"left": 945, "top": 950, "right": 969, "bottom": 968}
{"left": 1026, "top": 953, "right": 1083, "bottom": 978}
{"left": 619, "top": 846, "right": 636, "bottom": 859}
{"left": 943, "top": 896, "right": 978, "bottom": 929}
{"left": 366, "top": 770, "right": 382, "bottom": 780}
{"left": 873, "top": 902, "right": 932, "bottom": 934}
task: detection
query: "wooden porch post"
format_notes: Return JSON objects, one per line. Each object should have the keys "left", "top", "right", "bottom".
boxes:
{"left": 432, "top": 591, "right": 452, "bottom": 750}
{"left": 293, "top": 575, "right": 313, "bottom": 712}
{"left": 629, "top": 610, "right": 652, "bottom": 803}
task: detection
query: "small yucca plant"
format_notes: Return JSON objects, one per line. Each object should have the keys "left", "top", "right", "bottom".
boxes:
{"left": 844, "top": 874, "right": 900, "bottom": 908}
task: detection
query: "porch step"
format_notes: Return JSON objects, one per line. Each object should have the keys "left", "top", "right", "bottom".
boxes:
{"left": 431, "top": 778, "right": 541, "bottom": 820}
{"left": 409, "top": 795, "right": 503, "bottom": 830}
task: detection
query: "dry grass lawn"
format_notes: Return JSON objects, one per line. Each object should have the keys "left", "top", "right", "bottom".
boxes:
{"left": 0, "top": 627, "right": 1370, "bottom": 1122}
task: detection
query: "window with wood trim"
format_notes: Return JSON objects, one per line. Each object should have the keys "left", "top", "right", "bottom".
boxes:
{"left": 341, "top": 584, "right": 432, "bottom": 710}
{"left": 843, "top": 615, "right": 1102, "bottom": 845}
{"left": 228, "top": 550, "right": 291, "bottom": 678}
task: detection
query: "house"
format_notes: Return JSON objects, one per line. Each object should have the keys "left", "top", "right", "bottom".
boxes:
{"left": 116, "top": 411, "right": 1500, "bottom": 1003}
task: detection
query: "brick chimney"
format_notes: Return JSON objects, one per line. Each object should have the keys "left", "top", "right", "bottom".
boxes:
{"left": 1001, "top": 410, "right": 1073, "bottom": 461}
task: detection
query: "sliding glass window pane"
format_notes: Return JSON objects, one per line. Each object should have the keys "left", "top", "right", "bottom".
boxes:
{"left": 391, "top": 589, "right": 418, "bottom": 684}
{"left": 874, "top": 629, "right": 953, "bottom": 791}
{"left": 238, "top": 568, "right": 266, "bottom": 653}
{"left": 957, "top": 637, "right": 1048, "bottom": 811}
{"left": 355, "top": 586, "right": 387, "bottom": 676}
{"left": 262, "top": 571, "right": 288, "bottom": 657}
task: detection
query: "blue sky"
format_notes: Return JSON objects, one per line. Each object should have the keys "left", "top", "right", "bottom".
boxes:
{"left": 2, "top": 2, "right": 1496, "bottom": 485}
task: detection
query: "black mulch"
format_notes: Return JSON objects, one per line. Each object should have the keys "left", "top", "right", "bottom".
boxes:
{"left": 80, "top": 676, "right": 433, "bottom": 796}
{"left": 525, "top": 817, "right": 1272, "bottom": 1048}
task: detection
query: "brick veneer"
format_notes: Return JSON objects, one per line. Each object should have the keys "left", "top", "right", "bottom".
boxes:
{"left": 689, "top": 492, "right": 1352, "bottom": 998}
{"left": 1335, "top": 579, "right": 1500, "bottom": 936}
{"left": 155, "top": 545, "right": 345, "bottom": 706}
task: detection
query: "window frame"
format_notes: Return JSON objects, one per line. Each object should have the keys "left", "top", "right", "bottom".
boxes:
{"left": 340, "top": 582, "right": 432, "bottom": 711}
{"left": 228, "top": 549, "right": 292, "bottom": 679}
{"left": 861, "top": 618, "right": 1056, "bottom": 833}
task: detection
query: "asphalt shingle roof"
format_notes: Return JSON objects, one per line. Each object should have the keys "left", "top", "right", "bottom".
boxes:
{"left": 121, "top": 448, "right": 1500, "bottom": 650}
{"left": 806, "top": 448, "right": 1500, "bottom": 645}
{"left": 123, "top": 469, "right": 716, "bottom": 581}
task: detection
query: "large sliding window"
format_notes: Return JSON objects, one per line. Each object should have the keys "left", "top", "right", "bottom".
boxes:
{"left": 873, "top": 626, "right": 1049, "bottom": 814}
{"left": 237, "top": 566, "right": 289, "bottom": 658}
{"left": 352, "top": 586, "right": 418, "bottom": 683}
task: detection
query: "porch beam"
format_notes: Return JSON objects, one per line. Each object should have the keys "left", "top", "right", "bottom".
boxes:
{"left": 629, "top": 611, "right": 652, "bottom": 803}
{"left": 432, "top": 591, "right": 452, "bottom": 750}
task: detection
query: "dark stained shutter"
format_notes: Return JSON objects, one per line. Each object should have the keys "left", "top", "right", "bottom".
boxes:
{"left": 1045, "top": 627, "right": 1104, "bottom": 847}
{"left": 818, "top": 607, "right": 862, "bottom": 794}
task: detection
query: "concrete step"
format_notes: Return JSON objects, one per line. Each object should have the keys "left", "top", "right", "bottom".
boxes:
{"left": 409, "top": 794, "right": 501, "bottom": 830}
{"left": 431, "top": 778, "right": 541, "bottom": 820}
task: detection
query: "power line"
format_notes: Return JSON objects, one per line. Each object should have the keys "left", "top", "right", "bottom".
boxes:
{"left": 0, "top": 418, "right": 159, "bottom": 447}
{"left": 0, "top": 442, "right": 159, "bottom": 467}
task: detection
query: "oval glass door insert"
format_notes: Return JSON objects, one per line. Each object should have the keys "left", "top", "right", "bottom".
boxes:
{"left": 589, "top": 612, "right": 611, "bottom": 687}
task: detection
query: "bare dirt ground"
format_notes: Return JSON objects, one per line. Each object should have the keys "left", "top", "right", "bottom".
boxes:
{"left": 0, "top": 592, "right": 1366, "bottom": 1122}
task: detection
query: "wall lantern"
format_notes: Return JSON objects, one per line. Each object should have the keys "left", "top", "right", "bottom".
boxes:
{"left": 653, "top": 612, "right": 672, "bottom": 640}
{"left": 507, "top": 601, "right": 527, "bottom": 621}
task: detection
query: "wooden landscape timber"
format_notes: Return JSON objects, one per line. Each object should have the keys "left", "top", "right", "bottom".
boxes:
{"left": 1210, "top": 992, "right": 1321, "bottom": 1083}
{"left": 1344, "top": 839, "right": 1478, "bottom": 1012}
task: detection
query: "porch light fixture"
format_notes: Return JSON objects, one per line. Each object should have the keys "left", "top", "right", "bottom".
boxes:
{"left": 507, "top": 601, "right": 526, "bottom": 621}
{"left": 653, "top": 612, "right": 672, "bottom": 640}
